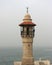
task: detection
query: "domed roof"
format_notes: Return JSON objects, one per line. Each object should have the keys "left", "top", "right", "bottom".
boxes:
{"left": 19, "top": 8, "right": 36, "bottom": 26}
{"left": 24, "top": 13, "right": 31, "bottom": 20}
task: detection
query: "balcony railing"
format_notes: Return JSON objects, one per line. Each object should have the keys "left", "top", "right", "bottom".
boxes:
{"left": 21, "top": 31, "right": 34, "bottom": 37}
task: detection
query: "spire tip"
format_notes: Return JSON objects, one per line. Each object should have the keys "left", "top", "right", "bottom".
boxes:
{"left": 26, "top": 7, "right": 29, "bottom": 13}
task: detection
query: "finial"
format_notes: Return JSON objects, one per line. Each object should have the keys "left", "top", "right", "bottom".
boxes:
{"left": 26, "top": 7, "right": 29, "bottom": 13}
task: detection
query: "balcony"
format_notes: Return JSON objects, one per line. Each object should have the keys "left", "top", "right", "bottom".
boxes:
{"left": 21, "top": 31, "right": 34, "bottom": 37}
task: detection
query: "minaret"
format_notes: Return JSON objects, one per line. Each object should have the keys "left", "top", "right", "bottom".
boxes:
{"left": 19, "top": 8, "right": 36, "bottom": 65}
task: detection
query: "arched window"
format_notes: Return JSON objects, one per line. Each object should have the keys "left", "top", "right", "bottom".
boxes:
{"left": 27, "top": 28, "right": 29, "bottom": 35}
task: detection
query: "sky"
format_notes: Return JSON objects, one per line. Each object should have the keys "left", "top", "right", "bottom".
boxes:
{"left": 0, "top": 0, "right": 52, "bottom": 48}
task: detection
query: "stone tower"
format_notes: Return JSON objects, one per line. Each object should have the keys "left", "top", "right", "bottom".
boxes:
{"left": 19, "top": 8, "right": 36, "bottom": 65}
